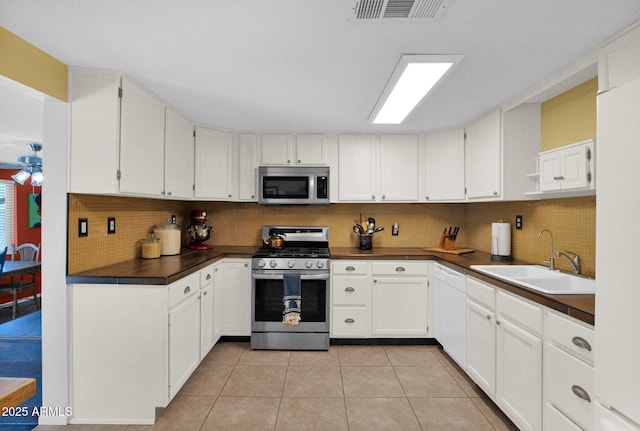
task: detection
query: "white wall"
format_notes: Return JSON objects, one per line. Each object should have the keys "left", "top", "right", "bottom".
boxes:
{"left": 40, "top": 98, "right": 70, "bottom": 425}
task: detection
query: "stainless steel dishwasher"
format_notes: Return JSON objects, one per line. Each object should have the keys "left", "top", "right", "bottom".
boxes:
{"left": 434, "top": 263, "right": 467, "bottom": 370}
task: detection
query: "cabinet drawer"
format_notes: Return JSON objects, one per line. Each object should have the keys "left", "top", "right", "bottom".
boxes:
{"left": 333, "top": 277, "right": 368, "bottom": 305}
{"left": 200, "top": 264, "right": 215, "bottom": 287}
{"left": 545, "top": 343, "right": 594, "bottom": 430}
{"left": 497, "top": 290, "right": 543, "bottom": 336}
{"left": 546, "top": 310, "right": 595, "bottom": 365}
{"left": 466, "top": 276, "right": 496, "bottom": 310}
{"left": 332, "top": 261, "right": 368, "bottom": 275}
{"left": 168, "top": 272, "right": 200, "bottom": 309}
{"left": 544, "top": 403, "right": 583, "bottom": 431}
{"left": 332, "top": 307, "right": 367, "bottom": 337}
{"left": 372, "top": 261, "right": 429, "bottom": 276}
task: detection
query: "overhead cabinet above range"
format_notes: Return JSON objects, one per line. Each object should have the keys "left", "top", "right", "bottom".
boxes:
{"left": 259, "top": 133, "right": 328, "bottom": 165}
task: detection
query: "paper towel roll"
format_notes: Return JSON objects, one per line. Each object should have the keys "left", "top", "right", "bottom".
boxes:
{"left": 491, "top": 221, "right": 511, "bottom": 257}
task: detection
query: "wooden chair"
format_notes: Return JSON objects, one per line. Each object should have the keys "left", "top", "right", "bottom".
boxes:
{"left": 0, "top": 243, "right": 40, "bottom": 319}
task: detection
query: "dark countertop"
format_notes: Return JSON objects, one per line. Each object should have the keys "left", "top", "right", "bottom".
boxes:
{"left": 331, "top": 247, "right": 595, "bottom": 325}
{"left": 67, "top": 246, "right": 256, "bottom": 285}
{"left": 67, "top": 245, "right": 595, "bottom": 325}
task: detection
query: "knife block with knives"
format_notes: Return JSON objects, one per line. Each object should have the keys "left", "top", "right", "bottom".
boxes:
{"left": 438, "top": 232, "right": 456, "bottom": 250}
{"left": 424, "top": 226, "right": 475, "bottom": 254}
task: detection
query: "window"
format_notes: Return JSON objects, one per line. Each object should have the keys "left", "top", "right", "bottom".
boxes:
{"left": 0, "top": 179, "right": 14, "bottom": 252}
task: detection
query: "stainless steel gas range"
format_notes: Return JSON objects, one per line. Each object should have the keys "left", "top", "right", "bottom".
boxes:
{"left": 251, "top": 226, "right": 330, "bottom": 350}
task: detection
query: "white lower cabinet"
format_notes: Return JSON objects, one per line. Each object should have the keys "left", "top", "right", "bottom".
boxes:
{"left": 331, "top": 260, "right": 369, "bottom": 338}
{"left": 168, "top": 273, "right": 201, "bottom": 400}
{"left": 496, "top": 290, "right": 543, "bottom": 431}
{"left": 465, "top": 276, "right": 543, "bottom": 431}
{"left": 544, "top": 310, "right": 595, "bottom": 430}
{"left": 199, "top": 264, "right": 216, "bottom": 360}
{"left": 466, "top": 294, "right": 497, "bottom": 397}
{"left": 219, "top": 258, "right": 252, "bottom": 336}
{"left": 70, "top": 258, "right": 250, "bottom": 424}
{"left": 371, "top": 262, "right": 430, "bottom": 337}
{"left": 331, "top": 260, "right": 431, "bottom": 338}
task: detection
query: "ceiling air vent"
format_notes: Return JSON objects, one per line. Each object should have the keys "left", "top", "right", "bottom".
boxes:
{"left": 354, "top": 0, "right": 451, "bottom": 21}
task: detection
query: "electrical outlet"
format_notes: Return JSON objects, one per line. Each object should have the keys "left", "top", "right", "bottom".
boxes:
{"left": 78, "top": 218, "right": 88, "bottom": 237}
{"left": 516, "top": 215, "right": 523, "bottom": 230}
{"left": 107, "top": 217, "right": 116, "bottom": 234}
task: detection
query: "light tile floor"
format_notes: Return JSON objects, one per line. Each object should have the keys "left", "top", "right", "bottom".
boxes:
{"left": 33, "top": 342, "right": 518, "bottom": 431}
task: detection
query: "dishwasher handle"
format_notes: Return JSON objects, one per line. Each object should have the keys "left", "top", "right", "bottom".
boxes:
{"left": 435, "top": 264, "right": 465, "bottom": 280}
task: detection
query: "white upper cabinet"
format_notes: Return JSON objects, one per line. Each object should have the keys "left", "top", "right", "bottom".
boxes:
{"left": 260, "top": 133, "right": 292, "bottom": 165}
{"left": 421, "top": 129, "right": 465, "bottom": 201}
{"left": 164, "top": 107, "right": 194, "bottom": 199}
{"left": 465, "top": 109, "right": 501, "bottom": 199}
{"left": 338, "top": 134, "right": 419, "bottom": 202}
{"left": 539, "top": 139, "right": 595, "bottom": 193}
{"left": 119, "top": 77, "right": 166, "bottom": 197}
{"left": 259, "top": 133, "right": 328, "bottom": 165}
{"left": 295, "top": 133, "right": 328, "bottom": 165}
{"left": 338, "top": 134, "right": 377, "bottom": 201}
{"left": 598, "top": 22, "right": 640, "bottom": 92}
{"left": 194, "top": 126, "right": 233, "bottom": 200}
{"left": 236, "top": 133, "right": 258, "bottom": 201}
{"left": 379, "top": 135, "right": 419, "bottom": 201}
{"left": 69, "top": 68, "right": 194, "bottom": 199}
{"left": 69, "top": 68, "right": 121, "bottom": 194}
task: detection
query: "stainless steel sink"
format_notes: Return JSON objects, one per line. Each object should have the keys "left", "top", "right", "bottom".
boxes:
{"left": 470, "top": 265, "right": 596, "bottom": 295}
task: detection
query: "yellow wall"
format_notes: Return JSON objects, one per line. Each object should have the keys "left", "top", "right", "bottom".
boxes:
{"left": 0, "top": 26, "right": 68, "bottom": 101}
{"left": 540, "top": 78, "right": 597, "bottom": 151}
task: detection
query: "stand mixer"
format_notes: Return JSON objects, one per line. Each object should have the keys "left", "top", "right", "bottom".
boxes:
{"left": 187, "top": 210, "right": 214, "bottom": 250}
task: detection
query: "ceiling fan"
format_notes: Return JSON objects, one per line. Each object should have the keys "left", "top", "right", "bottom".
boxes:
{"left": 0, "top": 142, "right": 44, "bottom": 186}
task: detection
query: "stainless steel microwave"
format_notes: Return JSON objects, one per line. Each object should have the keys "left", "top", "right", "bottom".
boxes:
{"left": 258, "top": 166, "right": 330, "bottom": 205}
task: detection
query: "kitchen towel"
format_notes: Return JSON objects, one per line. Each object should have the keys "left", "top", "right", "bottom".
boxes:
{"left": 283, "top": 274, "right": 301, "bottom": 326}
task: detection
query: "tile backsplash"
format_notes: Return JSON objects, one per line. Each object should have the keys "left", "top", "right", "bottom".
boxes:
{"left": 67, "top": 194, "right": 595, "bottom": 277}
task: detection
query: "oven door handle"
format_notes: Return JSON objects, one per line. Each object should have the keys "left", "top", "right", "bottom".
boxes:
{"left": 252, "top": 273, "right": 330, "bottom": 280}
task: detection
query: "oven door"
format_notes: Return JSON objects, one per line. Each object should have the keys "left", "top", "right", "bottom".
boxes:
{"left": 252, "top": 271, "right": 330, "bottom": 333}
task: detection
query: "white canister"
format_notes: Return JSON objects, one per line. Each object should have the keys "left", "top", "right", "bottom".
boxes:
{"left": 491, "top": 221, "right": 512, "bottom": 260}
{"left": 153, "top": 222, "right": 181, "bottom": 255}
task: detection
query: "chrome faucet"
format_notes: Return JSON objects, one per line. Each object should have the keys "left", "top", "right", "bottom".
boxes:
{"left": 537, "top": 229, "right": 555, "bottom": 270}
{"left": 556, "top": 251, "right": 582, "bottom": 274}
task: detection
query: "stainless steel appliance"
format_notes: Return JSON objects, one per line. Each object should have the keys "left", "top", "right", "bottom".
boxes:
{"left": 251, "top": 226, "right": 330, "bottom": 350}
{"left": 258, "top": 166, "right": 329, "bottom": 205}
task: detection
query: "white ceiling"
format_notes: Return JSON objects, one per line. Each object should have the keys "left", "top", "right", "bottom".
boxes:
{"left": 1, "top": 0, "right": 640, "bottom": 135}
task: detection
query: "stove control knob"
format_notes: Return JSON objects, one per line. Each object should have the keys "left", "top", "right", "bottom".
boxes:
{"left": 258, "top": 259, "right": 266, "bottom": 268}
{"left": 288, "top": 260, "right": 296, "bottom": 269}
{"left": 269, "top": 260, "right": 278, "bottom": 268}
{"left": 316, "top": 260, "right": 325, "bottom": 268}
{"left": 305, "top": 260, "right": 313, "bottom": 268}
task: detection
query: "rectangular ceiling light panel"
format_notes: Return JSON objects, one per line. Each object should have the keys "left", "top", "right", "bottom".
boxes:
{"left": 371, "top": 54, "right": 462, "bottom": 124}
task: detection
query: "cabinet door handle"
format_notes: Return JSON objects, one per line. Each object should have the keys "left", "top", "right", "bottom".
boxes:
{"left": 345, "top": 287, "right": 355, "bottom": 292}
{"left": 203, "top": 291, "right": 208, "bottom": 296}
{"left": 571, "top": 385, "right": 591, "bottom": 403}
{"left": 496, "top": 319, "right": 501, "bottom": 325}
{"left": 184, "top": 286, "right": 191, "bottom": 295}
{"left": 553, "top": 175, "right": 565, "bottom": 181}
{"left": 486, "top": 315, "right": 492, "bottom": 320}
{"left": 571, "top": 336, "right": 592, "bottom": 352}
{"left": 344, "top": 318, "right": 355, "bottom": 324}
{"left": 372, "top": 194, "right": 376, "bottom": 200}
{"left": 395, "top": 266, "right": 406, "bottom": 272}
{"left": 206, "top": 274, "right": 212, "bottom": 281}
{"left": 382, "top": 194, "right": 386, "bottom": 200}
{"left": 345, "top": 266, "right": 356, "bottom": 271}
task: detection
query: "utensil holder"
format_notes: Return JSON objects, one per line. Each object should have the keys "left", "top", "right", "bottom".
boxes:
{"left": 359, "top": 235, "right": 372, "bottom": 250}
{"left": 438, "top": 233, "right": 456, "bottom": 250}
